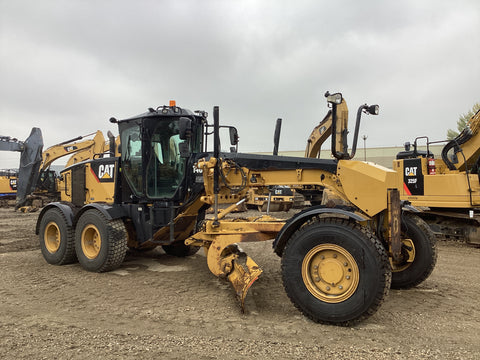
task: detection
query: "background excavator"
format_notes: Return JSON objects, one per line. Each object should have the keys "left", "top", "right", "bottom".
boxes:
{"left": 35, "top": 94, "right": 437, "bottom": 326}
{"left": 394, "top": 109, "right": 480, "bottom": 245}
{"left": 0, "top": 129, "right": 113, "bottom": 209}
{"left": 0, "top": 169, "right": 18, "bottom": 206}
{"left": 242, "top": 119, "right": 297, "bottom": 213}
{"left": 0, "top": 128, "right": 43, "bottom": 208}
{"left": 304, "top": 97, "right": 480, "bottom": 246}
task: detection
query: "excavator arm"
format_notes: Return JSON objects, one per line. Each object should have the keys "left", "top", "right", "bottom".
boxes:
{"left": 42, "top": 131, "right": 107, "bottom": 170}
{"left": 442, "top": 109, "right": 480, "bottom": 171}
{"left": 0, "top": 136, "right": 25, "bottom": 152}
{"left": 305, "top": 96, "right": 349, "bottom": 158}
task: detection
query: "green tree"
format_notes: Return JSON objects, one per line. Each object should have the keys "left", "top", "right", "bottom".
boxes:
{"left": 447, "top": 102, "right": 480, "bottom": 140}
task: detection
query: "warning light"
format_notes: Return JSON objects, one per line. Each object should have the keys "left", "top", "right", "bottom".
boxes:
{"left": 169, "top": 100, "right": 176, "bottom": 107}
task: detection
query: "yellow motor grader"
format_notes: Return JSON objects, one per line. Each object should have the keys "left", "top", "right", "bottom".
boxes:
{"left": 35, "top": 94, "right": 437, "bottom": 326}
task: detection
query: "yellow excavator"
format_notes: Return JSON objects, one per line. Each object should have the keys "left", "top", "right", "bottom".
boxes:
{"left": 394, "top": 109, "right": 480, "bottom": 245}
{"left": 0, "top": 169, "right": 18, "bottom": 206}
{"left": 0, "top": 129, "right": 112, "bottom": 208}
{"left": 242, "top": 119, "right": 296, "bottom": 212}
{"left": 35, "top": 94, "right": 437, "bottom": 326}
{"left": 304, "top": 97, "right": 480, "bottom": 245}
{"left": 303, "top": 95, "right": 352, "bottom": 206}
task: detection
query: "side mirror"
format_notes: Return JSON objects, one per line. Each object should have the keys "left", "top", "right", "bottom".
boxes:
{"left": 229, "top": 127, "right": 239, "bottom": 146}
{"left": 179, "top": 117, "right": 192, "bottom": 140}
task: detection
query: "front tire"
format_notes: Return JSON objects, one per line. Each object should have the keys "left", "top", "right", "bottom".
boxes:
{"left": 38, "top": 208, "right": 76, "bottom": 265}
{"left": 391, "top": 213, "right": 437, "bottom": 289}
{"left": 282, "top": 218, "right": 391, "bottom": 326}
{"left": 75, "top": 209, "right": 127, "bottom": 272}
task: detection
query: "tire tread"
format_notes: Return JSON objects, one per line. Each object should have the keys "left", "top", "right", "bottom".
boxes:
{"left": 282, "top": 217, "right": 391, "bottom": 326}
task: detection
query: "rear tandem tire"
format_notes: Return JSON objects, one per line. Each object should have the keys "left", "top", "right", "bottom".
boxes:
{"left": 281, "top": 218, "right": 391, "bottom": 326}
{"left": 391, "top": 213, "right": 437, "bottom": 289}
{"left": 38, "top": 208, "right": 77, "bottom": 265}
{"left": 162, "top": 243, "right": 200, "bottom": 257}
{"left": 75, "top": 209, "right": 127, "bottom": 272}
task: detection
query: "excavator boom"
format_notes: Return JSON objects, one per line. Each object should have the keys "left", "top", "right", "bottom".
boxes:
{"left": 305, "top": 96, "right": 349, "bottom": 158}
{"left": 442, "top": 109, "right": 480, "bottom": 171}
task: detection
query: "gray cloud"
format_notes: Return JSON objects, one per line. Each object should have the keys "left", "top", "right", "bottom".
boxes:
{"left": 1, "top": 0, "right": 479, "bottom": 168}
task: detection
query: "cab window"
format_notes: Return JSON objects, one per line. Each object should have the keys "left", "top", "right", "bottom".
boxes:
{"left": 146, "top": 120, "right": 185, "bottom": 199}
{"left": 121, "top": 124, "right": 143, "bottom": 196}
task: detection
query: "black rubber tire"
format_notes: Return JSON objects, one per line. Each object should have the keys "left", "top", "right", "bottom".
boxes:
{"left": 281, "top": 218, "right": 391, "bottom": 326}
{"left": 38, "top": 208, "right": 77, "bottom": 265}
{"left": 162, "top": 243, "right": 200, "bottom": 257}
{"left": 391, "top": 213, "right": 437, "bottom": 289}
{"left": 75, "top": 209, "right": 127, "bottom": 272}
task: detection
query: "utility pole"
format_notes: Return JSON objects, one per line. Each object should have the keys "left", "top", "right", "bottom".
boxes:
{"left": 362, "top": 135, "right": 368, "bottom": 161}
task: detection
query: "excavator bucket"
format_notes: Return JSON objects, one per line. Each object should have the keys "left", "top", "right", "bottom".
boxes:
{"left": 16, "top": 128, "right": 43, "bottom": 208}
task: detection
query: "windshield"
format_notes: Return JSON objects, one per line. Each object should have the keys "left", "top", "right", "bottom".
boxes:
{"left": 145, "top": 118, "right": 185, "bottom": 199}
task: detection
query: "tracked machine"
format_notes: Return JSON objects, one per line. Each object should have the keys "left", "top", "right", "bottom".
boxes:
{"left": 0, "top": 169, "right": 18, "bottom": 206}
{"left": 1, "top": 128, "right": 113, "bottom": 209}
{"left": 394, "top": 109, "right": 480, "bottom": 245}
{"left": 304, "top": 97, "right": 480, "bottom": 245}
{"left": 36, "top": 94, "right": 437, "bottom": 325}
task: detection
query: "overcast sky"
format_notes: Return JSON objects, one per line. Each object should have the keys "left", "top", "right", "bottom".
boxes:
{"left": 1, "top": 0, "right": 479, "bottom": 168}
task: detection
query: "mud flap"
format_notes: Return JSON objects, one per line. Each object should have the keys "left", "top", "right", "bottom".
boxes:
{"left": 388, "top": 189, "right": 402, "bottom": 261}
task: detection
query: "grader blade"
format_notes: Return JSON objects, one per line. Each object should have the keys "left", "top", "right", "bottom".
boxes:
{"left": 227, "top": 253, "right": 263, "bottom": 312}
{"left": 196, "top": 219, "right": 284, "bottom": 311}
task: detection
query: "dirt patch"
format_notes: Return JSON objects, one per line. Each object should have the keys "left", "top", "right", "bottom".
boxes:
{"left": 0, "top": 207, "right": 479, "bottom": 359}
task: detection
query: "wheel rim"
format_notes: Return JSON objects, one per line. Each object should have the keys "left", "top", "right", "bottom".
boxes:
{"left": 302, "top": 243, "right": 359, "bottom": 303}
{"left": 81, "top": 224, "right": 102, "bottom": 259}
{"left": 44, "top": 221, "right": 61, "bottom": 253}
{"left": 391, "top": 238, "right": 416, "bottom": 272}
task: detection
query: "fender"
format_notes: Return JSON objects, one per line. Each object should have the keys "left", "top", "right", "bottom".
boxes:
{"left": 36, "top": 202, "right": 76, "bottom": 235}
{"left": 73, "top": 202, "right": 127, "bottom": 224}
{"left": 272, "top": 205, "right": 368, "bottom": 257}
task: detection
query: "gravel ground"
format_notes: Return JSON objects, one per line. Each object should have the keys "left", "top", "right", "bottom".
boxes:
{"left": 0, "top": 207, "right": 479, "bottom": 359}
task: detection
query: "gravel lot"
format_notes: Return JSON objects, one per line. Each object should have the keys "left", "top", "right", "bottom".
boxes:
{"left": 0, "top": 207, "right": 479, "bottom": 359}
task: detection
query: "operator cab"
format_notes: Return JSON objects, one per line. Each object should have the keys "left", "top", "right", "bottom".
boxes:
{"left": 112, "top": 103, "right": 205, "bottom": 203}
{"left": 396, "top": 139, "right": 433, "bottom": 160}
